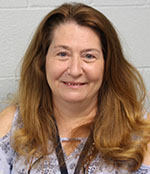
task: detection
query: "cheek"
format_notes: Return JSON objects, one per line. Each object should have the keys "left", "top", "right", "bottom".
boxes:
{"left": 45, "top": 60, "right": 66, "bottom": 82}
{"left": 86, "top": 63, "right": 104, "bottom": 82}
{"left": 45, "top": 60, "right": 56, "bottom": 86}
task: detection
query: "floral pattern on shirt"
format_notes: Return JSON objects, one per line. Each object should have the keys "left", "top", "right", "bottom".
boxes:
{"left": 0, "top": 109, "right": 150, "bottom": 174}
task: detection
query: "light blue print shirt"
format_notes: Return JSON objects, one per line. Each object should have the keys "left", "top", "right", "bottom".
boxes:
{"left": 0, "top": 109, "right": 150, "bottom": 174}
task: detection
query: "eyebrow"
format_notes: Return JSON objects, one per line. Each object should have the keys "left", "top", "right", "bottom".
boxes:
{"left": 53, "top": 45, "right": 101, "bottom": 54}
{"left": 53, "top": 45, "right": 71, "bottom": 51}
{"left": 81, "top": 48, "right": 101, "bottom": 54}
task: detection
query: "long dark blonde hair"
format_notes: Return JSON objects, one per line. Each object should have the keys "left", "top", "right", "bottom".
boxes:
{"left": 13, "top": 2, "right": 150, "bottom": 172}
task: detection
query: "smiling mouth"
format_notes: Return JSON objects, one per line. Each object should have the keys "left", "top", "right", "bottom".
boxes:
{"left": 63, "top": 82, "right": 86, "bottom": 86}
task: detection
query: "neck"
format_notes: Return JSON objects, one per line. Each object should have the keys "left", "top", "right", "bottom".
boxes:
{"left": 53, "top": 99, "right": 97, "bottom": 138}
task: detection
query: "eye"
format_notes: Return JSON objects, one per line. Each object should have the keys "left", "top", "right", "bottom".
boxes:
{"left": 57, "top": 52, "right": 67, "bottom": 57}
{"left": 82, "top": 53, "right": 97, "bottom": 62}
{"left": 85, "top": 54, "right": 96, "bottom": 59}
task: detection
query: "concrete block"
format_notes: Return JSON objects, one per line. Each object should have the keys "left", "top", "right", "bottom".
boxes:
{"left": 93, "top": 0, "right": 146, "bottom": 6}
{"left": 138, "top": 68, "right": 150, "bottom": 92}
{"left": 146, "top": 0, "right": 150, "bottom": 4}
{"left": 138, "top": 68, "right": 150, "bottom": 111}
{"left": 0, "top": 0, "right": 27, "bottom": 8}
{"left": 0, "top": 9, "right": 51, "bottom": 77}
{"left": 29, "top": 0, "right": 93, "bottom": 7}
{"left": 97, "top": 7, "right": 150, "bottom": 67}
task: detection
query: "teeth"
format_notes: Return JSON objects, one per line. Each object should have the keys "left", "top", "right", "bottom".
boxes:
{"left": 67, "top": 83, "right": 80, "bottom": 86}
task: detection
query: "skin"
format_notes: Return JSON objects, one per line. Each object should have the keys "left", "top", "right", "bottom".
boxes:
{"left": 45, "top": 21, "right": 104, "bottom": 138}
{"left": 0, "top": 105, "right": 16, "bottom": 138}
{"left": 143, "top": 112, "right": 150, "bottom": 165}
{"left": 143, "top": 143, "right": 150, "bottom": 165}
{"left": 46, "top": 22, "right": 104, "bottom": 105}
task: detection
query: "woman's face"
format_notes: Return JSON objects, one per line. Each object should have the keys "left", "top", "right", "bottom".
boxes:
{"left": 46, "top": 22, "right": 104, "bottom": 104}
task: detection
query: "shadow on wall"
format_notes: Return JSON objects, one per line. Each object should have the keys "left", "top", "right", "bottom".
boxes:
{"left": 0, "top": 78, "right": 18, "bottom": 112}
{"left": 0, "top": 93, "right": 16, "bottom": 112}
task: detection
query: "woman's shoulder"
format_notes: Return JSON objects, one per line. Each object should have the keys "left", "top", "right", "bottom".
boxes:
{"left": 0, "top": 105, "right": 17, "bottom": 138}
{"left": 143, "top": 141, "right": 150, "bottom": 166}
{"left": 142, "top": 112, "right": 150, "bottom": 165}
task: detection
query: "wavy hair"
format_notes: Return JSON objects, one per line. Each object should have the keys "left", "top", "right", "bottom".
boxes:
{"left": 13, "top": 2, "right": 150, "bottom": 172}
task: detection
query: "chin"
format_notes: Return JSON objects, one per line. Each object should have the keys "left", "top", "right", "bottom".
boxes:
{"left": 62, "top": 96, "right": 87, "bottom": 103}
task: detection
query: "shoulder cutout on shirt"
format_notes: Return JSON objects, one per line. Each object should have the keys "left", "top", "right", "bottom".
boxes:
{"left": 0, "top": 105, "right": 16, "bottom": 138}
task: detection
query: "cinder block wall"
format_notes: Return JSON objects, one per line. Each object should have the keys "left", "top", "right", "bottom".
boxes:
{"left": 0, "top": 0, "right": 150, "bottom": 111}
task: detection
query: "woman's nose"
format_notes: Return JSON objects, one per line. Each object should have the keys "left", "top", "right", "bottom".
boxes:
{"left": 67, "top": 56, "right": 83, "bottom": 77}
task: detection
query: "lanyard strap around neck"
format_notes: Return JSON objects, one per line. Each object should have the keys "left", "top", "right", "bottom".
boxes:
{"left": 54, "top": 122, "right": 93, "bottom": 174}
{"left": 55, "top": 133, "right": 92, "bottom": 174}
{"left": 55, "top": 134, "right": 68, "bottom": 174}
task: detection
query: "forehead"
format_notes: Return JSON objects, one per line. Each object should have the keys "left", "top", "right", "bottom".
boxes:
{"left": 50, "top": 21, "right": 102, "bottom": 48}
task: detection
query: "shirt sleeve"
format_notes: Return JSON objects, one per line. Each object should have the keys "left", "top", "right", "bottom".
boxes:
{"left": 0, "top": 108, "right": 18, "bottom": 174}
{"left": 0, "top": 133, "right": 14, "bottom": 174}
{"left": 135, "top": 165, "right": 150, "bottom": 174}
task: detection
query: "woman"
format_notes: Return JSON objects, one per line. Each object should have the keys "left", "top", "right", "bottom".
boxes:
{"left": 0, "top": 2, "right": 150, "bottom": 174}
